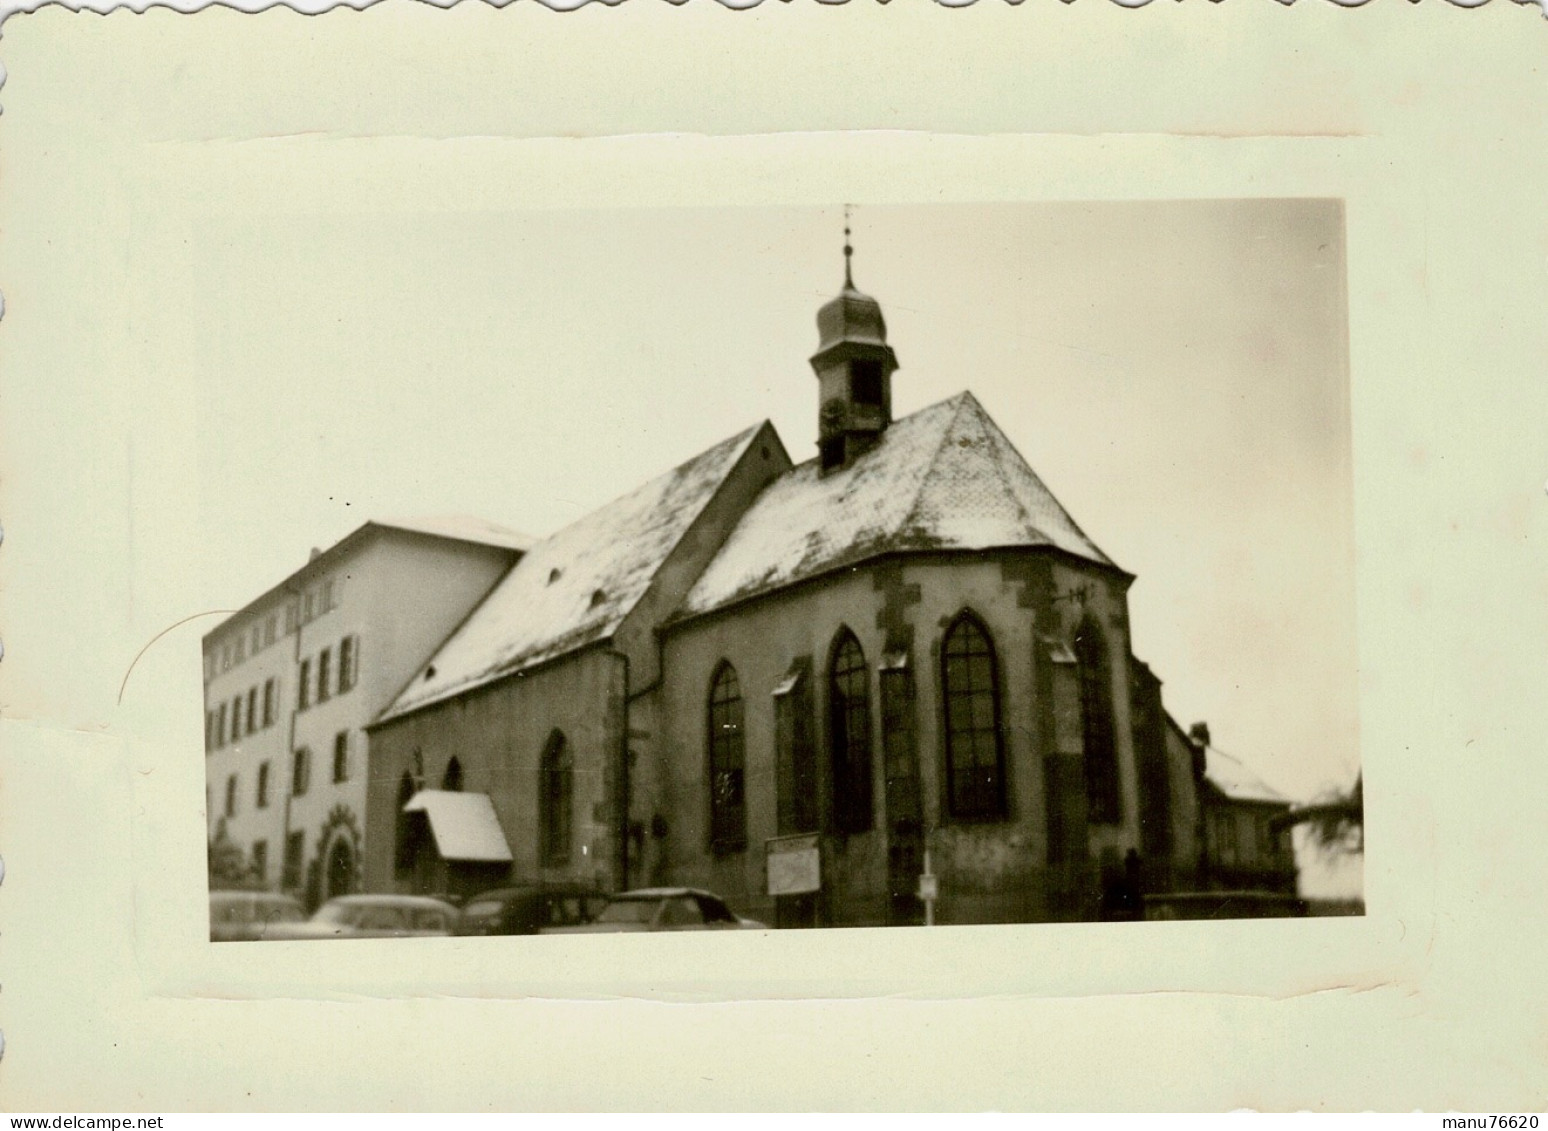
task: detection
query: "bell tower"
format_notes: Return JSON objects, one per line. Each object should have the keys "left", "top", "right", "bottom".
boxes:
{"left": 810, "top": 217, "right": 900, "bottom": 472}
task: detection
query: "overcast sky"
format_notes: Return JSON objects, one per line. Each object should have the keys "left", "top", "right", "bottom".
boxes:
{"left": 189, "top": 199, "right": 1357, "bottom": 806}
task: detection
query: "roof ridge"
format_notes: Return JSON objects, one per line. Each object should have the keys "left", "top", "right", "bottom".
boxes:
{"left": 525, "top": 420, "right": 765, "bottom": 551}
{"left": 378, "top": 420, "right": 768, "bottom": 723}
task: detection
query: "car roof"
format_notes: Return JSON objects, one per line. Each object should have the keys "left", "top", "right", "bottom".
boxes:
{"left": 211, "top": 890, "right": 299, "bottom": 904}
{"left": 324, "top": 894, "right": 457, "bottom": 909}
{"left": 612, "top": 887, "right": 721, "bottom": 900}
{"left": 465, "top": 885, "right": 605, "bottom": 902}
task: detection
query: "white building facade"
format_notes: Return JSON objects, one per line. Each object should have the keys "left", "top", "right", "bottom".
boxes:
{"left": 203, "top": 518, "right": 526, "bottom": 906}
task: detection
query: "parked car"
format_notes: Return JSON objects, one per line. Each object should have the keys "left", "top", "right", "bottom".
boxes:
{"left": 548, "top": 887, "right": 767, "bottom": 933}
{"left": 265, "top": 894, "right": 460, "bottom": 940}
{"left": 454, "top": 885, "right": 611, "bottom": 937}
{"left": 209, "top": 890, "right": 307, "bottom": 942}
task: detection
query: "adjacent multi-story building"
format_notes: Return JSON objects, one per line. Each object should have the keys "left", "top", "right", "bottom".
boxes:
{"left": 203, "top": 516, "right": 527, "bottom": 907}
{"left": 1186, "top": 721, "right": 1299, "bottom": 895}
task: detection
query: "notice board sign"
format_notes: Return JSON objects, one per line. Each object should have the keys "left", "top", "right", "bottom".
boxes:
{"left": 766, "top": 833, "right": 821, "bottom": 896}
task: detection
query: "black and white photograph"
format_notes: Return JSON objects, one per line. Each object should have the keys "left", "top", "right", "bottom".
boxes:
{"left": 195, "top": 200, "right": 1362, "bottom": 942}
{"left": 5, "top": 1, "right": 1547, "bottom": 1113}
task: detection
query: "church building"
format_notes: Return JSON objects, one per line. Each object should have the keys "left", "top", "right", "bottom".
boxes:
{"left": 363, "top": 252, "right": 1209, "bottom": 927}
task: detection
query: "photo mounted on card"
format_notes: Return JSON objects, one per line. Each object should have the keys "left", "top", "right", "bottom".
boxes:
{"left": 193, "top": 200, "right": 1360, "bottom": 949}
{"left": 9, "top": 0, "right": 1540, "bottom": 1110}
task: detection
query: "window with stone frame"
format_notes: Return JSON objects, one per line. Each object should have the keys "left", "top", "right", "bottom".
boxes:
{"left": 283, "top": 830, "right": 305, "bottom": 889}
{"left": 941, "top": 613, "right": 1007, "bottom": 821}
{"left": 333, "top": 731, "right": 350, "bottom": 784}
{"left": 317, "top": 647, "right": 332, "bottom": 703}
{"left": 539, "top": 733, "right": 571, "bottom": 866}
{"left": 1074, "top": 617, "right": 1121, "bottom": 824}
{"left": 707, "top": 662, "right": 747, "bottom": 852}
{"left": 224, "top": 774, "right": 238, "bottom": 818}
{"left": 262, "top": 678, "right": 277, "bottom": 727}
{"left": 256, "top": 761, "right": 270, "bottom": 809}
{"left": 828, "top": 629, "right": 874, "bottom": 834}
{"left": 298, "top": 658, "right": 312, "bottom": 710}
{"left": 338, "top": 634, "right": 359, "bottom": 694}
{"left": 292, "top": 747, "right": 311, "bottom": 797}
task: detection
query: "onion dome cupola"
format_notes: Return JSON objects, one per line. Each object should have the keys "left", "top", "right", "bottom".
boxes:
{"left": 810, "top": 227, "right": 899, "bottom": 472}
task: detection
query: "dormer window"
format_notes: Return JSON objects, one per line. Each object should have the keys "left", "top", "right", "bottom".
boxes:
{"left": 851, "top": 359, "right": 884, "bottom": 408}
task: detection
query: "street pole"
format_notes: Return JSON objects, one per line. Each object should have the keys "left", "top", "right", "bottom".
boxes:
{"left": 920, "top": 841, "right": 937, "bottom": 927}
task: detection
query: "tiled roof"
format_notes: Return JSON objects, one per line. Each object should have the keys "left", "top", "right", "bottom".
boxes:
{"left": 380, "top": 424, "right": 765, "bottom": 722}
{"left": 1204, "top": 746, "right": 1287, "bottom": 805}
{"left": 680, "top": 391, "right": 1116, "bottom": 618}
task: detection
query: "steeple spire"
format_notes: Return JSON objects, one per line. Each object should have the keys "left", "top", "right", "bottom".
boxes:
{"left": 810, "top": 208, "right": 900, "bottom": 473}
{"left": 843, "top": 203, "right": 855, "bottom": 289}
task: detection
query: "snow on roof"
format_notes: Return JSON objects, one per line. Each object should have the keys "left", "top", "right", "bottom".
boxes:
{"left": 402, "top": 790, "right": 513, "bottom": 863}
{"left": 1204, "top": 746, "right": 1287, "bottom": 805}
{"left": 381, "top": 424, "right": 765, "bottom": 721}
{"left": 378, "top": 514, "right": 535, "bottom": 552}
{"left": 680, "top": 391, "right": 1116, "bottom": 618}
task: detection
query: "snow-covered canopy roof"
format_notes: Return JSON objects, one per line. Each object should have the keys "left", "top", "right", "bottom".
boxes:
{"left": 402, "top": 790, "right": 513, "bottom": 863}
{"left": 679, "top": 391, "right": 1117, "bottom": 619}
{"left": 1204, "top": 746, "right": 1287, "bottom": 805}
{"left": 380, "top": 424, "right": 765, "bottom": 721}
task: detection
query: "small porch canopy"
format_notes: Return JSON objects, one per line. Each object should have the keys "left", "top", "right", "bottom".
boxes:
{"left": 402, "top": 790, "right": 513, "bottom": 863}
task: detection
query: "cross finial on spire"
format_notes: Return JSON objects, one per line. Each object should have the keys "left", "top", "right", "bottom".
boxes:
{"left": 843, "top": 203, "right": 854, "bottom": 289}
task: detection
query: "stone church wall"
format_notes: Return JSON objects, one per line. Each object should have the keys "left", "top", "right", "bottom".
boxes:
{"left": 656, "top": 548, "right": 1145, "bottom": 927}
{"left": 363, "top": 645, "right": 625, "bottom": 896}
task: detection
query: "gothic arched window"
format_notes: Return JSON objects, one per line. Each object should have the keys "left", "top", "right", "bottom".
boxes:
{"left": 539, "top": 732, "right": 572, "bottom": 866}
{"left": 828, "top": 629, "right": 874, "bottom": 834}
{"left": 941, "top": 613, "right": 1007, "bottom": 821}
{"left": 441, "top": 756, "right": 464, "bottom": 793}
{"left": 707, "top": 662, "right": 746, "bottom": 852}
{"left": 1075, "top": 617, "right": 1121, "bottom": 824}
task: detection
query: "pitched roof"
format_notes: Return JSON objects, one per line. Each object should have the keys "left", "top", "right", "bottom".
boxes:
{"left": 378, "top": 514, "right": 534, "bottom": 552}
{"left": 1204, "top": 746, "right": 1287, "bottom": 805}
{"left": 380, "top": 424, "right": 765, "bottom": 721}
{"left": 204, "top": 515, "right": 528, "bottom": 645}
{"left": 680, "top": 391, "right": 1117, "bottom": 618}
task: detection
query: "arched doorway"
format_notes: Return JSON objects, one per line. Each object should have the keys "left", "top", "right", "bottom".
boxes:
{"left": 325, "top": 836, "right": 357, "bottom": 900}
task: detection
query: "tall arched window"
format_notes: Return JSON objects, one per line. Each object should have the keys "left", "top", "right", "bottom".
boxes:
{"left": 828, "top": 629, "right": 874, "bottom": 834}
{"left": 941, "top": 613, "right": 1006, "bottom": 820}
{"left": 441, "top": 756, "right": 464, "bottom": 792}
{"left": 707, "top": 662, "right": 746, "bottom": 852}
{"left": 1074, "top": 617, "right": 1121, "bottom": 824}
{"left": 393, "top": 771, "right": 417, "bottom": 873}
{"left": 539, "top": 731, "right": 572, "bottom": 866}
